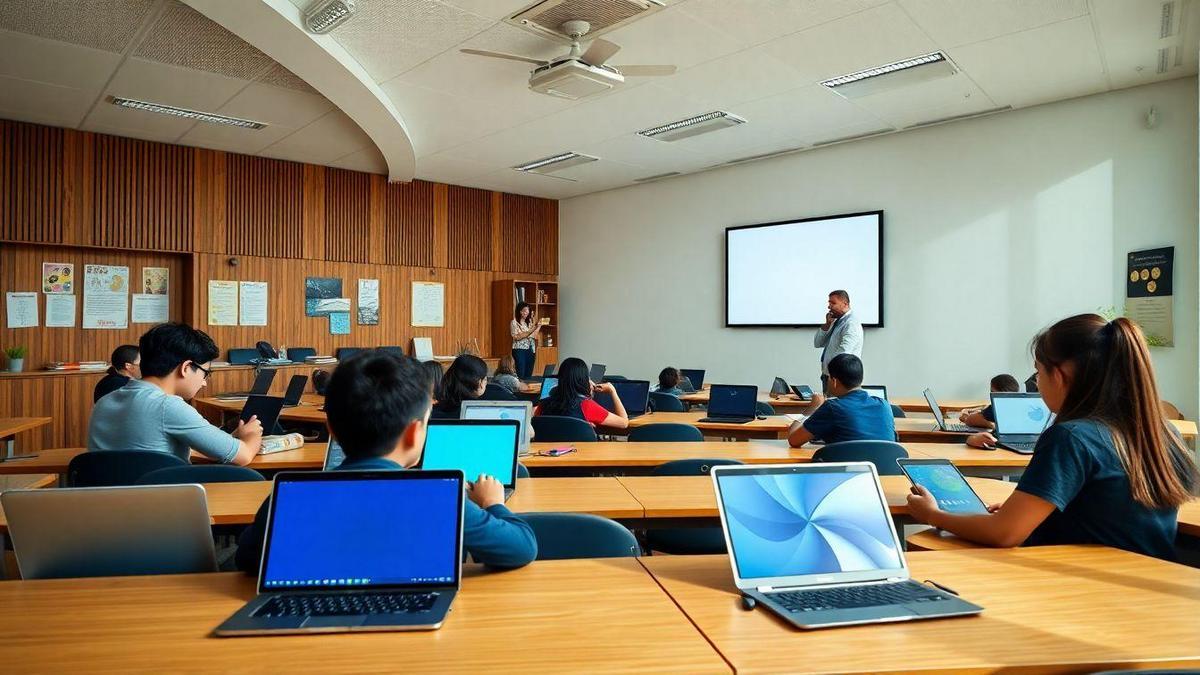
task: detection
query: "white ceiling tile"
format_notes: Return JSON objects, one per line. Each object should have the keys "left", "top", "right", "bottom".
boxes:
{"left": 456, "top": 22, "right": 567, "bottom": 62}
{"left": 260, "top": 110, "right": 376, "bottom": 164}
{"left": 655, "top": 46, "right": 806, "bottom": 109}
{"left": 550, "top": 157, "right": 641, "bottom": 183}
{"left": 0, "top": 75, "right": 94, "bottom": 128}
{"left": 0, "top": 30, "right": 122, "bottom": 92}
{"left": 437, "top": 0, "right": 530, "bottom": 21}
{"left": 0, "top": 0, "right": 155, "bottom": 53}
{"left": 898, "top": 0, "right": 1088, "bottom": 48}
{"left": 178, "top": 120, "right": 296, "bottom": 154}
{"left": 849, "top": 71, "right": 998, "bottom": 127}
{"left": 1090, "top": 0, "right": 1200, "bottom": 89}
{"left": 330, "top": 145, "right": 388, "bottom": 174}
{"left": 949, "top": 16, "right": 1108, "bottom": 108}
{"left": 217, "top": 84, "right": 334, "bottom": 129}
{"left": 82, "top": 122, "right": 192, "bottom": 144}
{"left": 599, "top": 4, "right": 746, "bottom": 72}
{"left": 761, "top": 3, "right": 939, "bottom": 84}
{"left": 679, "top": 0, "right": 890, "bottom": 47}
{"left": 469, "top": 168, "right": 581, "bottom": 199}
{"left": 730, "top": 85, "right": 888, "bottom": 143}
{"left": 415, "top": 153, "right": 495, "bottom": 184}
{"left": 576, "top": 133, "right": 709, "bottom": 174}
{"left": 101, "top": 58, "right": 248, "bottom": 112}
{"left": 383, "top": 80, "right": 532, "bottom": 155}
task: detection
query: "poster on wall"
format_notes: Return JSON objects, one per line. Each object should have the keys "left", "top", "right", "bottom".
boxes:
{"left": 239, "top": 281, "right": 269, "bottom": 326}
{"left": 1124, "top": 246, "right": 1173, "bottom": 347}
{"left": 329, "top": 311, "right": 351, "bottom": 335}
{"left": 132, "top": 294, "right": 169, "bottom": 323}
{"left": 304, "top": 277, "right": 349, "bottom": 316}
{"left": 208, "top": 280, "right": 239, "bottom": 326}
{"left": 82, "top": 264, "right": 129, "bottom": 329}
{"left": 42, "top": 262, "right": 73, "bottom": 294}
{"left": 45, "top": 294, "right": 76, "bottom": 327}
{"left": 412, "top": 281, "right": 444, "bottom": 327}
{"left": 142, "top": 267, "right": 169, "bottom": 295}
{"left": 5, "top": 292, "right": 38, "bottom": 328}
{"left": 357, "top": 279, "right": 379, "bottom": 325}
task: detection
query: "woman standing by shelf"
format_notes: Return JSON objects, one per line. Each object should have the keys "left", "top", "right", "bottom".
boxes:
{"left": 510, "top": 302, "right": 541, "bottom": 380}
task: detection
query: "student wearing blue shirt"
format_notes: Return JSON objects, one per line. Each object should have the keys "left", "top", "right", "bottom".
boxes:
{"left": 787, "top": 353, "right": 895, "bottom": 447}
{"left": 957, "top": 373, "right": 1019, "bottom": 430}
{"left": 236, "top": 350, "right": 537, "bottom": 572}
{"left": 655, "top": 367, "right": 685, "bottom": 397}
{"left": 908, "top": 315, "right": 1200, "bottom": 560}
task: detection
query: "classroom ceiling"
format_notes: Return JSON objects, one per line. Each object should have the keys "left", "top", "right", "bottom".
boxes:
{"left": 0, "top": 0, "right": 1195, "bottom": 199}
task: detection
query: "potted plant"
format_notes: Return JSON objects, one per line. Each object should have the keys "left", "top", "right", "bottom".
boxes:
{"left": 4, "top": 346, "right": 27, "bottom": 373}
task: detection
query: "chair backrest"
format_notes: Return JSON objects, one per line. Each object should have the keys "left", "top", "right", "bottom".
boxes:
{"left": 67, "top": 450, "right": 189, "bottom": 487}
{"left": 517, "top": 463, "right": 530, "bottom": 479}
{"left": 135, "top": 465, "right": 265, "bottom": 485}
{"left": 227, "top": 348, "right": 257, "bottom": 365}
{"left": 628, "top": 423, "right": 703, "bottom": 442}
{"left": 651, "top": 458, "right": 743, "bottom": 476}
{"left": 522, "top": 513, "right": 640, "bottom": 560}
{"left": 755, "top": 401, "right": 775, "bottom": 416}
{"left": 286, "top": 347, "right": 316, "bottom": 363}
{"left": 379, "top": 346, "right": 406, "bottom": 357}
{"left": 648, "top": 391, "right": 686, "bottom": 413}
{"left": 335, "top": 347, "right": 361, "bottom": 361}
{"left": 481, "top": 383, "right": 518, "bottom": 401}
{"left": 812, "top": 440, "right": 908, "bottom": 475}
{"left": 602, "top": 375, "right": 627, "bottom": 382}
{"left": 531, "top": 415, "right": 598, "bottom": 442}
{"left": 890, "top": 404, "right": 907, "bottom": 418}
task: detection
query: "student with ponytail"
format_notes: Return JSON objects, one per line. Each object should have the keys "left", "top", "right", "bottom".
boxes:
{"left": 908, "top": 314, "right": 1199, "bottom": 559}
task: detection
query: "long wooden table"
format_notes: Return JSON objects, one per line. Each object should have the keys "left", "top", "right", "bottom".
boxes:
{"left": 0, "top": 558, "right": 730, "bottom": 674}
{"left": 0, "top": 416, "right": 52, "bottom": 460}
{"left": 679, "top": 391, "right": 988, "bottom": 414}
{"left": 640, "top": 546, "right": 1200, "bottom": 673}
{"left": 195, "top": 394, "right": 328, "bottom": 424}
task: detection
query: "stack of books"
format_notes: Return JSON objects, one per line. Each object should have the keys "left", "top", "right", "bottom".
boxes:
{"left": 259, "top": 433, "right": 305, "bottom": 455}
{"left": 305, "top": 355, "right": 337, "bottom": 365}
{"left": 45, "top": 361, "right": 108, "bottom": 371}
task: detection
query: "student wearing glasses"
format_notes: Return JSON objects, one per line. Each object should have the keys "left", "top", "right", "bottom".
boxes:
{"left": 87, "top": 322, "right": 262, "bottom": 465}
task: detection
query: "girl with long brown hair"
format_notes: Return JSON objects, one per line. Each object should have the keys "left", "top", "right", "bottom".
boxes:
{"left": 908, "top": 314, "right": 1199, "bottom": 559}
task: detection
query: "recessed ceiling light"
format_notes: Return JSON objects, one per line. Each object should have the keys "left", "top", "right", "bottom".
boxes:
{"left": 109, "top": 97, "right": 267, "bottom": 129}
{"left": 512, "top": 152, "right": 598, "bottom": 174}
{"left": 821, "top": 52, "right": 957, "bottom": 98}
{"left": 305, "top": 0, "right": 357, "bottom": 34}
{"left": 638, "top": 111, "right": 745, "bottom": 142}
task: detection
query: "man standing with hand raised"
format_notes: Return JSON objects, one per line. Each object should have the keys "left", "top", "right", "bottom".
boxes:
{"left": 813, "top": 290, "right": 863, "bottom": 394}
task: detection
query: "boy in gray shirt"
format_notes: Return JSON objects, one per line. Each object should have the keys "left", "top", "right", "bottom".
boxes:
{"left": 88, "top": 323, "right": 262, "bottom": 465}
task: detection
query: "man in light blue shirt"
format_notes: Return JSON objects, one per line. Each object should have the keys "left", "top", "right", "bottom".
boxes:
{"left": 88, "top": 323, "right": 262, "bottom": 465}
{"left": 813, "top": 289, "right": 863, "bottom": 394}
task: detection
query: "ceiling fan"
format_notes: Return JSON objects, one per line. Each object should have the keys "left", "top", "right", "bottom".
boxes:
{"left": 460, "top": 20, "right": 677, "bottom": 100}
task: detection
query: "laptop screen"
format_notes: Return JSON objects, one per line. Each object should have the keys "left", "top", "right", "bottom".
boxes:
{"left": 282, "top": 375, "right": 307, "bottom": 405}
{"left": 460, "top": 401, "right": 531, "bottom": 450}
{"left": 770, "top": 377, "right": 790, "bottom": 396}
{"left": 261, "top": 473, "right": 463, "bottom": 591}
{"left": 707, "top": 385, "right": 757, "bottom": 417}
{"left": 923, "top": 389, "right": 947, "bottom": 428}
{"left": 595, "top": 380, "right": 650, "bottom": 415}
{"left": 589, "top": 363, "right": 606, "bottom": 383}
{"left": 250, "top": 369, "right": 276, "bottom": 394}
{"left": 323, "top": 438, "right": 345, "bottom": 471}
{"left": 715, "top": 465, "right": 903, "bottom": 580}
{"left": 680, "top": 369, "right": 705, "bottom": 390}
{"left": 539, "top": 377, "right": 558, "bottom": 399}
{"left": 991, "top": 394, "right": 1051, "bottom": 436}
{"left": 420, "top": 421, "right": 520, "bottom": 487}
{"left": 862, "top": 385, "right": 888, "bottom": 401}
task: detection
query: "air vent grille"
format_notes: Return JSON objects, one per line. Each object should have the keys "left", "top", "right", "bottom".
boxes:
{"left": 508, "top": 0, "right": 665, "bottom": 41}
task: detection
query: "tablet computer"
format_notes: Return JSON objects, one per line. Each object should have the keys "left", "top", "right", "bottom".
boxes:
{"left": 896, "top": 458, "right": 989, "bottom": 515}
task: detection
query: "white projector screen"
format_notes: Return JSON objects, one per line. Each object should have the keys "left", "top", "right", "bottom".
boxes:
{"left": 726, "top": 211, "right": 883, "bottom": 327}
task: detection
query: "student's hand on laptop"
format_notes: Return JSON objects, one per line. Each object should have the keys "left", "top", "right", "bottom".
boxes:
{"left": 966, "top": 432, "right": 997, "bottom": 449}
{"left": 905, "top": 484, "right": 940, "bottom": 523}
{"left": 467, "top": 474, "right": 504, "bottom": 509}
{"left": 234, "top": 415, "right": 263, "bottom": 439}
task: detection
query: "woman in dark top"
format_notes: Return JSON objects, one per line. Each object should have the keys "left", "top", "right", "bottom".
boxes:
{"left": 92, "top": 344, "right": 140, "bottom": 402}
{"left": 908, "top": 314, "right": 1199, "bottom": 560}
{"left": 431, "top": 354, "right": 487, "bottom": 419}
{"left": 422, "top": 360, "right": 445, "bottom": 396}
{"left": 534, "top": 357, "right": 628, "bottom": 430}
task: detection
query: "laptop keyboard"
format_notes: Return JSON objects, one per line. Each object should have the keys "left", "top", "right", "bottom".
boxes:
{"left": 767, "top": 580, "right": 943, "bottom": 613}
{"left": 253, "top": 592, "right": 439, "bottom": 618}
{"left": 1002, "top": 441, "right": 1036, "bottom": 453}
{"left": 699, "top": 416, "right": 753, "bottom": 424}
{"left": 944, "top": 423, "right": 975, "bottom": 433}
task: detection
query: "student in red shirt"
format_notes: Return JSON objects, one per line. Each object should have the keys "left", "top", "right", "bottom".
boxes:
{"left": 534, "top": 357, "right": 629, "bottom": 430}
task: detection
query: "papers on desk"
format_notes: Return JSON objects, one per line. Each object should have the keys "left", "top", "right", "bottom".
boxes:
{"left": 784, "top": 413, "right": 807, "bottom": 424}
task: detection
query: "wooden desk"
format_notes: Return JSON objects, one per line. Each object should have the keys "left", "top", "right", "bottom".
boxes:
{"left": 616, "top": 475, "right": 1017, "bottom": 520}
{"left": 679, "top": 392, "right": 812, "bottom": 413}
{"left": 0, "top": 417, "right": 52, "bottom": 460}
{"left": 1180, "top": 499, "right": 1200, "bottom": 538}
{"left": 194, "top": 394, "right": 328, "bottom": 424}
{"left": 640, "top": 546, "right": 1200, "bottom": 673}
{"left": 523, "top": 441, "right": 816, "bottom": 471}
{"left": 891, "top": 395, "right": 987, "bottom": 413}
{"left": 0, "top": 558, "right": 729, "bottom": 674}
{"left": 0, "top": 473, "right": 56, "bottom": 492}
{"left": 620, "top": 412, "right": 792, "bottom": 441}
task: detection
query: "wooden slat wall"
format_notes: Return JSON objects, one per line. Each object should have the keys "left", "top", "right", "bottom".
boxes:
{"left": 324, "top": 168, "right": 371, "bottom": 263}
{"left": 500, "top": 193, "right": 558, "bottom": 275}
{"left": 225, "top": 154, "right": 304, "bottom": 259}
{"left": 92, "top": 134, "right": 194, "bottom": 251}
{"left": 376, "top": 178, "right": 434, "bottom": 267}
{"left": 447, "top": 185, "right": 492, "bottom": 271}
{"left": 0, "top": 121, "right": 64, "bottom": 243}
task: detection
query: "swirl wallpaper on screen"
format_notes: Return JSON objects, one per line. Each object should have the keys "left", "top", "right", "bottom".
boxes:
{"left": 719, "top": 471, "right": 902, "bottom": 579}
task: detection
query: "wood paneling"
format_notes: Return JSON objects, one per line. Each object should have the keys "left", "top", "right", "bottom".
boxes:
{"left": 500, "top": 193, "right": 557, "bottom": 274}
{"left": 375, "top": 178, "right": 433, "bottom": 267}
{"left": 447, "top": 185, "right": 492, "bottom": 271}
{"left": 0, "top": 120, "right": 64, "bottom": 243}
{"left": 324, "top": 168, "right": 371, "bottom": 263}
{"left": 224, "top": 154, "right": 304, "bottom": 259}
{"left": 91, "top": 134, "right": 193, "bottom": 251}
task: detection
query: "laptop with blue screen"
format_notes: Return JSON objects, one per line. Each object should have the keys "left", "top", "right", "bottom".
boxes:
{"left": 214, "top": 469, "right": 465, "bottom": 636}
{"left": 711, "top": 463, "right": 982, "bottom": 629}
{"left": 420, "top": 419, "right": 521, "bottom": 501}
{"left": 991, "top": 392, "right": 1053, "bottom": 454}
{"left": 539, "top": 377, "right": 558, "bottom": 400}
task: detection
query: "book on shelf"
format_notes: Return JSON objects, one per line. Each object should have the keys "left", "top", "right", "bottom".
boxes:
{"left": 259, "top": 433, "right": 305, "bottom": 455}
{"left": 45, "top": 361, "right": 108, "bottom": 371}
{"left": 304, "top": 355, "right": 337, "bottom": 364}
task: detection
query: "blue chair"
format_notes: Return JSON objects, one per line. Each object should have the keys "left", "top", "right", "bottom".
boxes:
{"left": 602, "top": 375, "right": 627, "bottom": 382}
{"left": 522, "top": 513, "right": 640, "bottom": 560}
{"left": 628, "top": 423, "right": 703, "bottom": 442}
{"left": 481, "top": 383, "right": 518, "bottom": 401}
{"left": 228, "top": 348, "right": 257, "bottom": 365}
{"left": 531, "top": 415, "right": 598, "bottom": 442}
{"left": 645, "top": 459, "right": 743, "bottom": 555}
{"left": 135, "top": 465, "right": 265, "bottom": 485}
{"left": 67, "top": 451, "right": 189, "bottom": 487}
{"left": 812, "top": 440, "right": 908, "bottom": 475}
{"left": 284, "top": 346, "right": 316, "bottom": 363}
{"left": 891, "top": 404, "right": 906, "bottom": 418}
{"left": 517, "top": 463, "right": 530, "bottom": 479}
{"left": 648, "top": 391, "right": 686, "bottom": 412}
{"left": 755, "top": 401, "right": 775, "bottom": 416}
{"left": 335, "top": 347, "right": 362, "bottom": 361}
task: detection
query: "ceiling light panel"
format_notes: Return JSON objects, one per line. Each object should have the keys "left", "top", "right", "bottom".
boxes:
{"left": 512, "top": 151, "right": 598, "bottom": 174}
{"left": 821, "top": 52, "right": 958, "bottom": 98}
{"left": 638, "top": 111, "right": 746, "bottom": 142}
{"left": 110, "top": 97, "right": 267, "bottom": 129}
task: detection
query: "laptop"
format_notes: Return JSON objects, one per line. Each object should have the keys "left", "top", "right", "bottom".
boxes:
{"left": 214, "top": 470, "right": 465, "bottom": 636}
{"left": 420, "top": 419, "right": 521, "bottom": 501}
{"left": 594, "top": 379, "right": 651, "bottom": 418}
{"left": 241, "top": 395, "right": 285, "bottom": 433}
{"left": 1, "top": 484, "right": 217, "bottom": 579}
{"left": 699, "top": 384, "right": 758, "bottom": 424}
{"left": 924, "top": 388, "right": 984, "bottom": 434}
{"left": 542, "top": 364, "right": 556, "bottom": 377}
{"left": 281, "top": 375, "right": 309, "bottom": 408}
{"left": 460, "top": 400, "right": 534, "bottom": 455}
{"left": 679, "top": 369, "right": 705, "bottom": 393}
{"left": 216, "top": 368, "right": 277, "bottom": 400}
{"left": 589, "top": 363, "right": 607, "bottom": 383}
{"left": 322, "top": 437, "right": 346, "bottom": 471}
{"left": 538, "top": 377, "right": 558, "bottom": 400}
{"left": 790, "top": 384, "right": 814, "bottom": 402}
{"left": 711, "top": 463, "right": 983, "bottom": 629}
{"left": 991, "top": 392, "right": 1053, "bottom": 454}
{"left": 862, "top": 385, "right": 888, "bottom": 401}
{"left": 770, "top": 377, "right": 791, "bottom": 397}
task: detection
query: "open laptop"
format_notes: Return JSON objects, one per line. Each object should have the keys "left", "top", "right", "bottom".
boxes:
{"left": 216, "top": 368, "right": 276, "bottom": 400}
{"left": 214, "top": 470, "right": 465, "bottom": 636}
{"left": 924, "top": 388, "right": 984, "bottom": 433}
{"left": 991, "top": 392, "right": 1053, "bottom": 454}
{"left": 322, "top": 438, "right": 346, "bottom": 471}
{"left": 862, "top": 385, "right": 888, "bottom": 401}
{"left": 240, "top": 395, "right": 285, "bottom": 433}
{"left": 711, "top": 463, "right": 983, "bottom": 629}
{"left": 460, "top": 400, "right": 533, "bottom": 455}
{"left": 589, "top": 363, "right": 607, "bottom": 383}
{"left": 770, "top": 377, "right": 791, "bottom": 397}
{"left": 699, "top": 384, "right": 758, "bottom": 424}
{"left": 281, "top": 375, "right": 308, "bottom": 408}
{"left": 594, "top": 379, "right": 651, "bottom": 418}
{"left": 419, "top": 419, "right": 521, "bottom": 501}
{"left": 679, "top": 369, "right": 705, "bottom": 393}
{"left": 2, "top": 484, "right": 217, "bottom": 579}
{"left": 538, "top": 377, "right": 558, "bottom": 400}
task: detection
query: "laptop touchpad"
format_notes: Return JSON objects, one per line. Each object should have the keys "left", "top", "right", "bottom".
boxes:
{"left": 303, "top": 615, "right": 366, "bottom": 628}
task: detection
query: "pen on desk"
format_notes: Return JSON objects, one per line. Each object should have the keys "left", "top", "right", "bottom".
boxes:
{"left": 923, "top": 579, "right": 959, "bottom": 596}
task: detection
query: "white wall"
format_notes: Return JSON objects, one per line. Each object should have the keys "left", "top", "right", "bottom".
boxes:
{"left": 560, "top": 78, "right": 1199, "bottom": 418}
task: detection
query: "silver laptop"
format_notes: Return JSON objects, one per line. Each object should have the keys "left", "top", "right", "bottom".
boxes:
{"left": 460, "top": 400, "right": 534, "bottom": 455}
{"left": 214, "top": 469, "right": 465, "bottom": 636}
{"left": 991, "top": 393, "right": 1053, "bottom": 454}
{"left": 924, "top": 388, "right": 985, "bottom": 433}
{"left": 420, "top": 419, "right": 521, "bottom": 501}
{"left": 861, "top": 385, "right": 888, "bottom": 401}
{"left": 1, "top": 484, "right": 217, "bottom": 579}
{"left": 711, "top": 463, "right": 983, "bottom": 629}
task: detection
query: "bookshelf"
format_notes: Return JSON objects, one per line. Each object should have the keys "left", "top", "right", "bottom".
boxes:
{"left": 492, "top": 279, "right": 559, "bottom": 374}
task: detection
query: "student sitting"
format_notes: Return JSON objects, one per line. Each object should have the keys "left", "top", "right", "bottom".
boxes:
{"left": 655, "top": 367, "right": 684, "bottom": 397}
{"left": 431, "top": 354, "right": 487, "bottom": 418}
{"left": 787, "top": 353, "right": 895, "bottom": 447}
{"left": 492, "top": 355, "right": 522, "bottom": 394}
{"left": 421, "top": 359, "right": 444, "bottom": 395}
{"left": 88, "top": 323, "right": 261, "bottom": 465}
{"left": 236, "top": 350, "right": 537, "bottom": 572}
{"left": 908, "top": 315, "right": 1199, "bottom": 560}
{"left": 93, "top": 344, "right": 141, "bottom": 402}
{"left": 534, "top": 357, "right": 629, "bottom": 430}
{"left": 957, "top": 373, "right": 1019, "bottom": 430}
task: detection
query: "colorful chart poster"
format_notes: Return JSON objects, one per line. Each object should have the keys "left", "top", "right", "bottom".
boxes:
{"left": 305, "top": 277, "right": 346, "bottom": 316}
{"left": 5, "top": 292, "right": 38, "bottom": 328}
{"left": 207, "top": 280, "right": 239, "bottom": 326}
{"left": 411, "top": 281, "right": 444, "bottom": 327}
{"left": 42, "top": 262, "right": 73, "bottom": 294}
{"left": 45, "top": 294, "right": 76, "bottom": 327}
{"left": 131, "top": 294, "right": 169, "bottom": 324}
{"left": 1125, "top": 246, "right": 1174, "bottom": 347}
{"left": 142, "top": 267, "right": 169, "bottom": 295}
{"left": 357, "top": 279, "right": 379, "bottom": 325}
{"left": 329, "top": 311, "right": 351, "bottom": 335}
{"left": 239, "top": 281, "right": 269, "bottom": 326}
{"left": 82, "top": 264, "right": 129, "bottom": 329}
